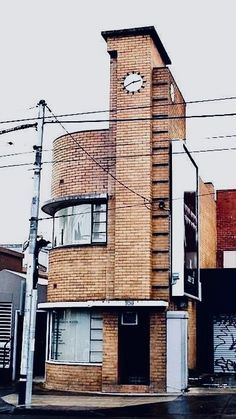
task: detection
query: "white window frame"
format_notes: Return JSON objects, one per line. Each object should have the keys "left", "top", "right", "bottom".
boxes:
{"left": 53, "top": 202, "right": 107, "bottom": 247}
{"left": 48, "top": 309, "right": 103, "bottom": 364}
{"left": 223, "top": 250, "right": 236, "bottom": 268}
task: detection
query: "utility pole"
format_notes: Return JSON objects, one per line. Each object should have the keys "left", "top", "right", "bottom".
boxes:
{"left": 18, "top": 100, "right": 46, "bottom": 406}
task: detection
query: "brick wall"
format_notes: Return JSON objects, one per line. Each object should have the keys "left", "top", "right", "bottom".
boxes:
{"left": 0, "top": 247, "right": 23, "bottom": 272}
{"left": 199, "top": 181, "right": 217, "bottom": 268}
{"left": 45, "top": 363, "right": 102, "bottom": 392}
{"left": 188, "top": 301, "right": 197, "bottom": 370}
{"left": 106, "top": 34, "right": 156, "bottom": 299}
{"left": 48, "top": 247, "right": 108, "bottom": 301}
{"left": 51, "top": 129, "right": 110, "bottom": 198}
{"left": 151, "top": 67, "right": 185, "bottom": 301}
{"left": 149, "top": 310, "right": 166, "bottom": 392}
{"left": 217, "top": 189, "right": 236, "bottom": 267}
{"left": 48, "top": 129, "right": 112, "bottom": 301}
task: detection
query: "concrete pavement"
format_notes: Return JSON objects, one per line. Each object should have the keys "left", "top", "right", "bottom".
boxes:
{"left": 3, "top": 391, "right": 177, "bottom": 409}
{"left": 2, "top": 385, "right": 236, "bottom": 417}
{"left": 1, "top": 384, "right": 178, "bottom": 415}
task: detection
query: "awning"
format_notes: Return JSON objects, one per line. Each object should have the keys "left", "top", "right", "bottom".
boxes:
{"left": 38, "top": 299, "right": 168, "bottom": 309}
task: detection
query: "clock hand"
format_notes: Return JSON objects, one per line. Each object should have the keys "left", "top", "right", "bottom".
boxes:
{"left": 124, "top": 79, "right": 140, "bottom": 88}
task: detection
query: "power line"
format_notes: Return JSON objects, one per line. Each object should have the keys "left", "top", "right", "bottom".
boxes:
{"left": 0, "top": 123, "right": 37, "bottom": 136}
{"left": 1, "top": 144, "right": 236, "bottom": 170}
{"left": 1, "top": 132, "right": 236, "bottom": 160}
{"left": 45, "top": 111, "right": 236, "bottom": 126}
{"left": 0, "top": 95, "right": 236, "bottom": 126}
{"left": 37, "top": 190, "right": 217, "bottom": 224}
{"left": 0, "top": 150, "right": 35, "bottom": 159}
{"left": 0, "top": 162, "right": 32, "bottom": 170}
{"left": 38, "top": 202, "right": 151, "bottom": 221}
{"left": 46, "top": 104, "right": 152, "bottom": 204}
{"left": 46, "top": 146, "right": 236, "bottom": 165}
{"left": 205, "top": 133, "right": 236, "bottom": 140}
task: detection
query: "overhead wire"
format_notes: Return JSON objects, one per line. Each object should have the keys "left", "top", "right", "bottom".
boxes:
{"left": 0, "top": 99, "right": 234, "bottom": 222}
{"left": 1, "top": 130, "right": 236, "bottom": 160}
{"left": 44, "top": 111, "right": 236, "bottom": 125}
{"left": 45, "top": 104, "right": 152, "bottom": 204}
{"left": 1, "top": 144, "right": 236, "bottom": 170}
{"left": 2, "top": 128, "right": 236, "bottom": 161}
{"left": 37, "top": 190, "right": 217, "bottom": 223}
{"left": 0, "top": 94, "right": 235, "bottom": 125}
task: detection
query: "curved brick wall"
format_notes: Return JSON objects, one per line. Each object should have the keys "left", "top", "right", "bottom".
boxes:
{"left": 45, "top": 363, "right": 102, "bottom": 392}
{"left": 48, "top": 247, "right": 108, "bottom": 301}
{"left": 48, "top": 129, "right": 111, "bottom": 302}
{"left": 51, "top": 129, "right": 110, "bottom": 198}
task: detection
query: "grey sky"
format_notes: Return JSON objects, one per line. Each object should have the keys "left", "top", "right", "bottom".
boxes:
{"left": 0, "top": 0, "right": 236, "bottom": 243}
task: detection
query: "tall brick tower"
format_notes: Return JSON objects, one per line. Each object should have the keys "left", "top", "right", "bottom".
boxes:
{"left": 40, "top": 27, "right": 190, "bottom": 394}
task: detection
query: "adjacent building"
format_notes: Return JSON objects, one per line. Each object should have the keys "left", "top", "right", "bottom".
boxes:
{"left": 0, "top": 246, "right": 48, "bottom": 383}
{"left": 198, "top": 189, "right": 236, "bottom": 381}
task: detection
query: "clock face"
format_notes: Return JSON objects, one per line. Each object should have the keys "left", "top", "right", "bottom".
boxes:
{"left": 123, "top": 72, "right": 145, "bottom": 93}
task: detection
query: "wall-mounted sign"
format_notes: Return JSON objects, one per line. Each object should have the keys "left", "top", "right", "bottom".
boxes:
{"left": 171, "top": 140, "right": 199, "bottom": 300}
{"left": 184, "top": 191, "right": 198, "bottom": 297}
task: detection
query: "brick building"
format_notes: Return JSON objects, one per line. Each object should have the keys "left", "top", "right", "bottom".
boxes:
{"left": 0, "top": 247, "right": 23, "bottom": 273}
{"left": 0, "top": 247, "right": 47, "bottom": 383}
{"left": 217, "top": 189, "right": 236, "bottom": 268}
{"left": 40, "top": 26, "right": 216, "bottom": 393}
{"left": 199, "top": 189, "right": 236, "bottom": 380}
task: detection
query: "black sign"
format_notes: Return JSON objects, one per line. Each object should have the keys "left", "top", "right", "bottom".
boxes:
{"left": 184, "top": 191, "right": 199, "bottom": 297}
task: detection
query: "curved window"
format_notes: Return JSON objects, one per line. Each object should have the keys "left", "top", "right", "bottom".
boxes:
{"left": 53, "top": 203, "right": 107, "bottom": 247}
{"left": 49, "top": 309, "right": 103, "bottom": 363}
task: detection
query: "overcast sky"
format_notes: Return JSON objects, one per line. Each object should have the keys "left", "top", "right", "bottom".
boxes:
{"left": 0, "top": 0, "right": 236, "bottom": 244}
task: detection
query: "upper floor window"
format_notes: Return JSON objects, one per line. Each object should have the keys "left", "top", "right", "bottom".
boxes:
{"left": 223, "top": 250, "right": 236, "bottom": 268}
{"left": 53, "top": 203, "right": 107, "bottom": 247}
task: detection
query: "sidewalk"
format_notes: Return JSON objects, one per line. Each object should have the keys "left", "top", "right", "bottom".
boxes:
{"left": 3, "top": 384, "right": 236, "bottom": 417}
{"left": 1, "top": 384, "right": 178, "bottom": 415}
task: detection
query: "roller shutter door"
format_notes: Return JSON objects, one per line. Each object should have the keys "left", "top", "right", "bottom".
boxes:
{"left": 0, "top": 303, "right": 12, "bottom": 368}
{"left": 214, "top": 315, "right": 236, "bottom": 373}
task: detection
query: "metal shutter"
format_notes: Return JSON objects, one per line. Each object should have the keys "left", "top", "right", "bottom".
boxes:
{"left": 0, "top": 303, "right": 12, "bottom": 368}
{"left": 214, "top": 315, "right": 236, "bottom": 373}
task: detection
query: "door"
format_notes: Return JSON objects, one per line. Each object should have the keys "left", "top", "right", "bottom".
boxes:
{"left": 33, "top": 311, "right": 47, "bottom": 378}
{"left": 15, "top": 310, "right": 47, "bottom": 380}
{"left": 167, "top": 311, "right": 188, "bottom": 392}
{"left": 214, "top": 314, "right": 236, "bottom": 373}
{"left": 0, "top": 302, "right": 12, "bottom": 383}
{"left": 118, "top": 311, "right": 149, "bottom": 385}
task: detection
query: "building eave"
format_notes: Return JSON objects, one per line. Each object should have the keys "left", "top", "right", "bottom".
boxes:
{"left": 38, "top": 300, "right": 168, "bottom": 309}
{"left": 41, "top": 193, "right": 108, "bottom": 216}
{"left": 101, "top": 26, "right": 171, "bottom": 65}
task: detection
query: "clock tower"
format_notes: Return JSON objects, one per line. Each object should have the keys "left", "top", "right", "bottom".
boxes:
{"left": 101, "top": 27, "right": 187, "bottom": 392}
{"left": 101, "top": 27, "right": 174, "bottom": 301}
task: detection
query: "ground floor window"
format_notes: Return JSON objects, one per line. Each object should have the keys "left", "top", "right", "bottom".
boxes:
{"left": 49, "top": 309, "right": 103, "bottom": 363}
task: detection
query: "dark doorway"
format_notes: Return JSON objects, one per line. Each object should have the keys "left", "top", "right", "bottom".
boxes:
{"left": 33, "top": 311, "right": 47, "bottom": 378}
{"left": 119, "top": 311, "right": 149, "bottom": 385}
{"left": 15, "top": 311, "right": 47, "bottom": 380}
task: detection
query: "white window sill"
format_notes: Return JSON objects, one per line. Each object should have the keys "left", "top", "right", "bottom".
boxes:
{"left": 46, "top": 360, "right": 102, "bottom": 367}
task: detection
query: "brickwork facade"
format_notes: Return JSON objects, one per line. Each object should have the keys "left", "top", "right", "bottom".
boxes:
{"left": 217, "top": 189, "right": 236, "bottom": 267}
{"left": 187, "top": 300, "right": 197, "bottom": 370}
{"left": 151, "top": 67, "right": 185, "bottom": 300}
{"left": 45, "top": 363, "right": 102, "bottom": 392}
{"left": 199, "top": 181, "right": 217, "bottom": 268}
{"left": 42, "top": 27, "right": 206, "bottom": 394}
{"left": 0, "top": 247, "right": 23, "bottom": 273}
